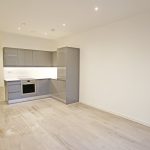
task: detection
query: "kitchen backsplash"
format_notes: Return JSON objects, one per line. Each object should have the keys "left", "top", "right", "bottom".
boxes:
{"left": 4, "top": 67, "right": 57, "bottom": 80}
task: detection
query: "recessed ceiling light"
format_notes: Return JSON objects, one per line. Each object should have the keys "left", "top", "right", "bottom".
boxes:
{"left": 44, "top": 32, "right": 48, "bottom": 35}
{"left": 18, "top": 27, "right": 21, "bottom": 31}
{"left": 94, "top": 6, "right": 99, "bottom": 11}
{"left": 62, "top": 23, "right": 66, "bottom": 27}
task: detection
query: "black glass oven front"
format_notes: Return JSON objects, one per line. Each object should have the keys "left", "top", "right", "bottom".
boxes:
{"left": 22, "top": 84, "right": 35, "bottom": 94}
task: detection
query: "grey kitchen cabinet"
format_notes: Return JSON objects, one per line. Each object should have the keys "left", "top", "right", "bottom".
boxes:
{"left": 57, "top": 48, "right": 66, "bottom": 67}
{"left": 18, "top": 50, "right": 24, "bottom": 66}
{"left": 50, "top": 79, "right": 58, "bottom": 98}
{"left": 57, "top": 80, "right": 66, "bottom": 102}
{"left": 3, "top": 47, "right": 18, "bottom": 66}
{"left": 65, "top": 47, "right": 80, "bottom": 104}
{"left": 50, "top": 79, "right": 66, "bottom": 103}
{"left": 24, "top": 50, "right": 33, "bottom": 66}
{"left": 5, "top": 79, "right": 51, "bottom": 103}
{"left": 5, "top": 81, "right": 22, "bottom": 101}
{"left": 3, "top": 47, "right": 53, "bottom": 67}
{"left": 36, "top": 79, "right": 50, "bottom": 96}
{"left": 4, "top": 47, "right": 33, "bottom": 67}
{"left": 7, "top": 84, "right": 21, "bottom": 93}
{"left": 18, "top": 49, "right": 33, "bottom": 66}
{"left": 8, "top": 92, "right": 22, "bottom": 100}
{"left": 51, "top": 51, "right": 57, "bottom": 67}
{"left": 33, "top": 50, "right": 52, "bottom": 67}
{"left": 51, "top": 47, "right": 80, "bottom": 104}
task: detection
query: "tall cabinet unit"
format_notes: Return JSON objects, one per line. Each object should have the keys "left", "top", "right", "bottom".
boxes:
{"left": 50, "top": 47, "right": 80, "bottom": 104}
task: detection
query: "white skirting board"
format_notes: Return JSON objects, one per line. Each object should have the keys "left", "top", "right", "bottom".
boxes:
{"left": 80, "top": 102, "right": 150, "bottom": 128}
{"left": 8, "top": 95, "right": 51, "bottom": 104}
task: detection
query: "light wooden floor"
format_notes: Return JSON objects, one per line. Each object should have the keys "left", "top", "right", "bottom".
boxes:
{"left": 0, "top": 98, "right": 150, "bottom": 150}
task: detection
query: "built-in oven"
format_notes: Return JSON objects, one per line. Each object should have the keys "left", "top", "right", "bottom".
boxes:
{"left": 21, "top": 79, "right": 36, "bottom": 95}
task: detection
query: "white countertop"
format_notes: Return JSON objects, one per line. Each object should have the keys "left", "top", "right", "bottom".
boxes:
{"left": 4, "top": 77, "right": 65, "bottom": 82}
{"left": 4, "top": 77, "right": 57, "bottom": 81}
{"left": 4, "top": 78, "right": 20, "bottom": 81}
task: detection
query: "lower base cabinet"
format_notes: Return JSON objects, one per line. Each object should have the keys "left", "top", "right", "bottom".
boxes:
{"left": 36, "top": 79, "right": 50, "bottom": 96}
{"left": 6, "top": 81, "right": 22, "bottom": 101}
{"left": 50, "top": 79, "right": 66, "bottom": 103}
{"left": 6, "top": 78, "right": 78, "bottom": 104}
{"left": 50, "top": 79, "right": 79, "bottom": 104}
{"left": 5, "top": 79, "right": 50, "bottom": 103}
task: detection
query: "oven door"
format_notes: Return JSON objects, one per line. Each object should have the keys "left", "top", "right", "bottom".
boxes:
{"left": 22, "top": 83, "right": 36, "bottom": 94}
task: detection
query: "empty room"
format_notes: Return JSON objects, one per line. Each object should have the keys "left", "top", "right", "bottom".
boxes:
{"left": 0, "top": 0, "right": 150, "bottom": 150}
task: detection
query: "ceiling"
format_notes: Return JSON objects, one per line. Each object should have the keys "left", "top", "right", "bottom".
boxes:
{"left": 0, "top": 0, "right": 150, "bottom": 39}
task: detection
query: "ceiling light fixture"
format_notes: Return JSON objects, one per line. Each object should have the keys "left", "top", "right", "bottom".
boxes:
{"left": 62, "top": 23, "right": 66, "bottom": 27}
{"left": 94, "top": 6, "right": 99, "bottom": 11}
{"left": 44, "top": 32, "right": 48, "bottom": 35}
{"left": 18, "top": 27, "right": 21, "bottom": 31}
{"left": 17, "top": 22, "right": 27, "bottom": 31}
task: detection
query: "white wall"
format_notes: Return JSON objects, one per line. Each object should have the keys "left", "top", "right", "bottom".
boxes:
{"left": 57, "top": 12, "right": 150, "bottom": 126}
{"left": 0, "top": 32, "right": 57, "bottom": 101}
{"left": 0, "top": 32, "right": 57, "bottom": 51}
{"left": 0, "top": 35, "right": 5, "bottom": 101}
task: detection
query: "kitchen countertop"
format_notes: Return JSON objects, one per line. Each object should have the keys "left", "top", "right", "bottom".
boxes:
{"left": 4, "top": 77, "right": 66, "bottom": 82}
{"left": 4, "top": 78, "right": 20, "bottom": 81}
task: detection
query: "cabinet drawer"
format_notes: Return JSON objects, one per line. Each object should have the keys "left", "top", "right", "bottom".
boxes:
{"left": 7, "top": 81, "right": 21, "bottom": 86}
{"left": 8, "top": 92, "right": 22, "bottom": 100}
{"left": 8, "top": 84, "right": 21, "bottom": 93}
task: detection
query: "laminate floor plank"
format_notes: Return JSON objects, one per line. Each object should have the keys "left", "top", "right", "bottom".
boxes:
{"left": 0, "top": 98, "right": 150, "bottom": 150}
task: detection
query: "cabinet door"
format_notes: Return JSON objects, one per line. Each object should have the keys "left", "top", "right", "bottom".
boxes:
{"left": 33, "top": 51, "right": 52, "bottom": 66}
{"left": 50, "top": 79, "right": 66, "bottom": 102}
{"left": 8, "top": 84, "right": 21, "bottom": 93}
{"left": 57, "top": 80, "right": 66, "bottom": 102}
{"left": 52, "top": 51, "right": 57, "bottom": 67}
{"left": 24, "top": 50, "right": 33, "bottom": 66}
{"left": 50, "top": 79, "right": 58, "bottom": 97}
{"left": 57, "top": 49, "right": 66, "bottom": 67}
{"left": 18, "top": 50, "right": 24, "bottom": 66}
{"left": 6, "top": 81, "right": 22, "bottom": 100}
{"left": 44, "top": 51, "right": 52, "bottom": 66}
{"left": 18, "top": 49, "right": 33, "bottom": 66}
{"left": 8, "top": 92, "right": 22, "bottom": 100}
{"left": 3, "top": 48, "right": 18, "bottom": 66}
{"left": 36, "top": 79, "right": 50, "bottom": 96}
{"left": 32, "top": 50, "right": 39, "bottom": 66}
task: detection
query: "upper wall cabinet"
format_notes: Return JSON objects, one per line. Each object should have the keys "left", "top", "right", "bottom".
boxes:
{"left": 3, "top": 47, "right": 56, "bottom": 67}
{"left": 18, "top": 49, "right": 33, "bottom": 66}
{"left": 51, "top": 51, "right": 57, "bottom": 67}
{"left": 57, "top": 48, "right": 66, "bottom": 67}
{"left": 32, "top": 50, "right": 52, "bottom": 67}
{"left": 3, "top": 48, "right": 18, "bottom": 66}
